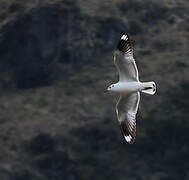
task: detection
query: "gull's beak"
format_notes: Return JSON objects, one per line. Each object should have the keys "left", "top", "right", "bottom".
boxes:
{"left": 104, "top": 89, "right": 108, "bottom": 93}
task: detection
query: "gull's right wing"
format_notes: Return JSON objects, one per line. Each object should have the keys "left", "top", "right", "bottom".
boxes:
{"left": 116, "top": 92, "right": 140, "bottom": 144}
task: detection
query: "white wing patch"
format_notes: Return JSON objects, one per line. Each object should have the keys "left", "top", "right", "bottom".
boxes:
{"left": 125, "top": 135, "right": 132, "bottom": 143}
{"left": 121, "top": 34, "right": 128, "bottom": 40}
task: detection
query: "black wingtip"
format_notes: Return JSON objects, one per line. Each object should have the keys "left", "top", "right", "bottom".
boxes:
{"left": 120, "top": 121, "right": 136, "bottom": 144}
{"left": 116, "top": 33, "right": 133, "bottom": 54}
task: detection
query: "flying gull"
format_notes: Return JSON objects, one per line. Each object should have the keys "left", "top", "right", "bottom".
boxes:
{"left": 105, "top": 33, "right": 156, "bottom": 144}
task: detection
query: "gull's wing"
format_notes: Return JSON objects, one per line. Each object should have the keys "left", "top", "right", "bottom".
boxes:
{"left": 114, "top": 33, "right": 139, "bottom": 82}
{"left": 116, "top": 92, "right": 140, "bottom": 144}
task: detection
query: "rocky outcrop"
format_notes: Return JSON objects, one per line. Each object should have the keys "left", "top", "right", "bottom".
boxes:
{"left": 0, "top": 2, "right": 126, "bottom": 89}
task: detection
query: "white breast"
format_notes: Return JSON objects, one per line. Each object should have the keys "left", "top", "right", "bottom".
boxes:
{"left": 115, "top": 82, "right": 143, "bottom": 94}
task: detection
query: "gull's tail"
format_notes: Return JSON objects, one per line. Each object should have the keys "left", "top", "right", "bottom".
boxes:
{"left": 142, "top": 81, "right": 156, "bottom": 95}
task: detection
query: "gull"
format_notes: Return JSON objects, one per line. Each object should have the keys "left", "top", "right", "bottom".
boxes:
{"left": 105, "top": 33, "right": 156, "bottom": 144}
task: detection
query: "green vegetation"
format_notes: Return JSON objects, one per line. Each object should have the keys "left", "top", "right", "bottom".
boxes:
{"left": 0, "top": 0, "right": 189, "bottom": 179}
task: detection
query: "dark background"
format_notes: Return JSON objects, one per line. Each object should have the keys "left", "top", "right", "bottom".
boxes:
{"left": 0, "top": 0, "right": 189, "bottom": 179}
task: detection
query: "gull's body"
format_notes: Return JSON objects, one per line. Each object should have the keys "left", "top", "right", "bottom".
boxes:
{"left": 108, "top": 82, "right": 144, "bottom": 94}
{"left": 106, "top": 33, "right": 156, "bottom": 144}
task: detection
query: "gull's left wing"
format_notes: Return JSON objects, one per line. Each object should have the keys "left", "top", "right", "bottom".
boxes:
{"left": 114, "top": 33, "right": 139, "bottom": 82}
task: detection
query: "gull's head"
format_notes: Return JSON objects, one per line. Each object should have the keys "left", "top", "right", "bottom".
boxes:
{"left": 105, "top": 84, "right": 117, "bottom": 93}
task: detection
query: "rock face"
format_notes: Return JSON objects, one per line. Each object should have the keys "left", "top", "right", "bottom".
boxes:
{"left": 0, "top": 4, "right": 78, "bottom": 88}
{"left": 0, "top": 2, "right": 126, "bottom": 89}
{"left": 0, "top": 1, "right": 189, "bottom": 180}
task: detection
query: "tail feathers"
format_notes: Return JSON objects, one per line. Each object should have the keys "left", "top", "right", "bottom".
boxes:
{"left": 116, "top": 33, "right": 133, "bottom": 55}
{"left": 142, "top": 81, "right": 156, "bottom": 95}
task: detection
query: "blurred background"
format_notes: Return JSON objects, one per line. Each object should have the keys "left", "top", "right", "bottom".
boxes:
{"left": 0, "top": 0, "right": 189, "bottom": 179}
